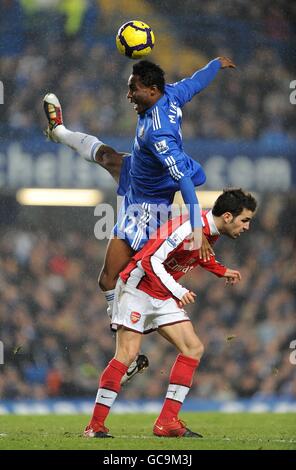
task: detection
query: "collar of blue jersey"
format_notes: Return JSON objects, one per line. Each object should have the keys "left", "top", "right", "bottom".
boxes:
{"left": 206, "top": 210, "right": 220, "bottom": 236}
{"left": 142, "top": 94, "right": 166, "bottom": 116}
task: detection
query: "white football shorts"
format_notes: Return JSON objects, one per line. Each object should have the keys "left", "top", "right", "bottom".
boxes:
{"left": 112, "top": 278, "right": 190, "bottom": 333}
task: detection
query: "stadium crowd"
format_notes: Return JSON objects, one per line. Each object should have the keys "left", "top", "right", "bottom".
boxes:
{"left": 0, "top": 194, "right": 295, "bottom": 401}
{"left": 0, "top": 0, "right": 295, "bottom": 142}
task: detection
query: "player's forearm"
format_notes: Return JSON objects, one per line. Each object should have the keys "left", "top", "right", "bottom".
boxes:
{"left": 188, "top": 58, "right": 221, "bottom": 94}
{"left": 199, "top": 258, "right": 227, "bottom": 277}
{"left": 179, "top": 176, "right": 202, "bottom": 229}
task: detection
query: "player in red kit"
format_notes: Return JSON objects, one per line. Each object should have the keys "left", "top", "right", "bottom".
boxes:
{"left": 84, "top": 189, "right": 257, "bottom": 438}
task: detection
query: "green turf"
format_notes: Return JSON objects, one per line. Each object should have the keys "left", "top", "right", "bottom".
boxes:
{"left": 0, "top": 413, "right": 295, "bottom": 450}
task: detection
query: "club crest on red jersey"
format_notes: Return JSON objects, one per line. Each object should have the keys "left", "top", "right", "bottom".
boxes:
{"left": 130, "top": 311, "right": 141, "bottom": 323}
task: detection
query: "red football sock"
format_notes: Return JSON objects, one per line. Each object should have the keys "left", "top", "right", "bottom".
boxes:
{"left": 90, "top": 358, "right": 128, "bottom": 427}
{"left": 158, "top": 354, "right": 199, "bottom": 423}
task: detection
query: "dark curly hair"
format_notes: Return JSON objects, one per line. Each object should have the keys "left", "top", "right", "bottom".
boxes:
{"left": 132, "top": 60, "right": 165, "bottom": 93}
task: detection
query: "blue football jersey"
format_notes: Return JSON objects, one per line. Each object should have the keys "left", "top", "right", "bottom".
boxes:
{"left": 126, "top": 58, "right": 221, "bottom": 205}
{"left": 117, "top": 154, "right": 206, "bottom": 197}
{"left": 115, "top": 58, "right": 221, "bottom": 250}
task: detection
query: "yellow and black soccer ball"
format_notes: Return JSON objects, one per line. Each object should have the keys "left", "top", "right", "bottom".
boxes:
{"left": 116, "top": 20, "right": 155, "bottom": 59}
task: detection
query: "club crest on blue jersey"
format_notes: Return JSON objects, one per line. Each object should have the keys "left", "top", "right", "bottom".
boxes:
{"left": 154, "top": 139, "right": 169, "bottom": 154}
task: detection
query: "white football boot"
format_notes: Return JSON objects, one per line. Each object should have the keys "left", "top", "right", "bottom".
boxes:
{"left": 43, "top": 93, "right": 63, "bottom": 143}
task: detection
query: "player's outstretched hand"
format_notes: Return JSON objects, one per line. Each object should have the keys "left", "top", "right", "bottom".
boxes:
{"left": 179, "top": 291, "right": 196, "bottom": 307}
{"left": 218, "top": 56, "right": 236, "bottom": 69}
{"left": 199, "top": 231, "right": 215, "bottom": 262}
{"left": 224, "top": 268, "right": 242, "bottom": 286}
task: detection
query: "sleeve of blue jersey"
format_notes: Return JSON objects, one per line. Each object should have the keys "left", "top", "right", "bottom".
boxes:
{"left": 179, "top": 177, "right": 202, "bottom": 229}
{"left": 169, "top": 58, "right": 221, "bottom": 107}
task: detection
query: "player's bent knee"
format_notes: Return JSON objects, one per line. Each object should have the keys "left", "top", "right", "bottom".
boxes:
{"left": 116, "top": 347, "right": 139, "bottom": 366}
{"left": 182, "top": 340, "right": 204, "bottom": 360}
{"left": 196, "top": 341, "right": 205, "bottom": 359}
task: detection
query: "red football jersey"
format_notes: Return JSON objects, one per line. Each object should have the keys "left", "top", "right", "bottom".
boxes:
{"left": 120, "top": 210, "right": 227, "bottom": 301}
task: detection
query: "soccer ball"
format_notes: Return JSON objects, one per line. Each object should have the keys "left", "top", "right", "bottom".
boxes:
{"left": 116, "top": 20, "right": 155, "bottom": 59}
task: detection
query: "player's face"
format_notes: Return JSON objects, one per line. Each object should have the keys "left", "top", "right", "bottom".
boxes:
{"left": 223, "top": 208, "right": 254, "bottom": 239}
{"left": 127, "top": 74, "right": 156, "bottom": 114}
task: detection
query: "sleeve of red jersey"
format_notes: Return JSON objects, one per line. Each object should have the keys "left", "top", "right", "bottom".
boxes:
{"left": 140, "top": 220, "right": 192, "bottom": 300}
{"left": 198, "top": 255, "right": 227, "bottom": 277}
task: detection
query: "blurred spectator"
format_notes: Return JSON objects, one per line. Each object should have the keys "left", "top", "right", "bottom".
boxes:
{"left": 0, "top": 0, "right": 25, "bottom": 57}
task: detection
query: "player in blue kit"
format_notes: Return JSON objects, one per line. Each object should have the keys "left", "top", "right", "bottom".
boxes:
{"left": 44, "top": 56, "right": 235, "bottom": 380}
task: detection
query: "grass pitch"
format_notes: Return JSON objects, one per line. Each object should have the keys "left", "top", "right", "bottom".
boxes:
{"left": 0, "top": 413, "right": 295, "bottom": 450}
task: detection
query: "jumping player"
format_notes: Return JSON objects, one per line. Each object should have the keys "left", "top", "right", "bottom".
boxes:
{"left": 43, "top": 56, "right": 236, "bottom": 315}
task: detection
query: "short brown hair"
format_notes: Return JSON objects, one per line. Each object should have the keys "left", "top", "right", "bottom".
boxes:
{"left": 212, "top": 188, "right": 257, "bottom": 217}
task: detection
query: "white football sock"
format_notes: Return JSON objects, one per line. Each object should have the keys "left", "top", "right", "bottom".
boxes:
{"left": 103, "top": 289, "right": 115, "bottom": 321}
{"left": 54, "top": 125, "right": 104, "bottom": 162}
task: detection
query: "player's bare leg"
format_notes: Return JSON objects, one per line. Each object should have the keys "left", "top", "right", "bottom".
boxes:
{"left": 115, "top": 327, "right": 148, "bottom": 384}
{"left": 153, "top": 321, "right": 204, "bottom": 438}
{"left": 98, "top": 236, "right": 134, "bottom": 321}
{"left": 98, "top": 237, "right": 149, "bottom": 383}
{"left": 43, "top": 93, "right": 124, "bottom": 182}
{"left": 159, "top": 321, "right": 204, "bottom": 359}
{"left": 98, "top": 236, "right": 134, "bottom": 292}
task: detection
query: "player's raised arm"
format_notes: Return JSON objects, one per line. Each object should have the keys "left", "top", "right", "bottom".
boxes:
{"left": 169, "top": 56, "right": 236, "bottom": 107}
